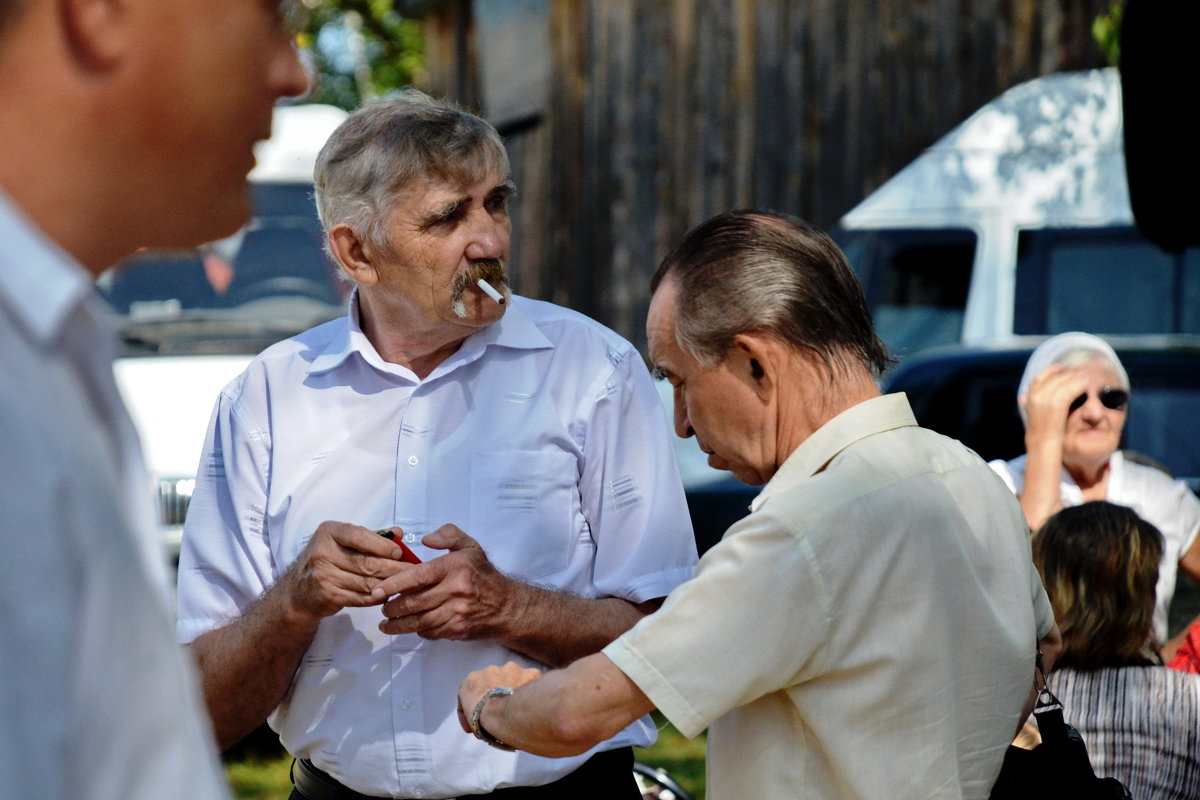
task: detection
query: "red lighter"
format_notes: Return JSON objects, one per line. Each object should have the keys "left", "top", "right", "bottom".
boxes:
{"left": 376, "top": 529, "right": 422, "bottom": 564}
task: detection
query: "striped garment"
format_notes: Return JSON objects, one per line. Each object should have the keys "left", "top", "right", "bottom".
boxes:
{"left": 1049, "top": 666, "right": 1200, "bottom": 799}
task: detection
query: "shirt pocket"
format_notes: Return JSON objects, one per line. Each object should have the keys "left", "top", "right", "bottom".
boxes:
{"left": 470, "top": 449, "right": 578, "bottom": 581}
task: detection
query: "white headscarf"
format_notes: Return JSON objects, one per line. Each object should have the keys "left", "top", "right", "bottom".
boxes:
{"left": 1017, "top": 332, "right": 1130, "bottom": 426}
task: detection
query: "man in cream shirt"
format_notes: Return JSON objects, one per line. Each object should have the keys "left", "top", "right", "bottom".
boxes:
{"left": 459, "top": 211, "right": 1061, "bottom": 800}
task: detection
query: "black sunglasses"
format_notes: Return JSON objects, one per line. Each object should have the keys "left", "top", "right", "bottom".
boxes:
{"left": 1068, "top": 388, "right": 1129, "bottom": 413}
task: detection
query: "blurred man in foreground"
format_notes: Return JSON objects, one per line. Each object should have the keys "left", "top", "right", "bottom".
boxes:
{"left": 0, "top": 0, "right": 308, "bottom": 796}
{"left": 459, "top": 210, "right": 1061, "bottom": 800}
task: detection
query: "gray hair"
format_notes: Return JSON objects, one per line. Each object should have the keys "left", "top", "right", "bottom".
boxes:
{"left": 313, "top": 88, "right": 510, "bottom": 260}
{"left": 650, "top": 210, "right": 894, "bottom": 379}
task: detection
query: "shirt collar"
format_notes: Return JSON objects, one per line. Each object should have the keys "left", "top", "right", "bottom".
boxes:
{"left": 0, "top": 187, "right": 94, "bottom": 346}
{"left": 751, "top": 392, "right": 918, "bottom": 512}
{"left": 306, "top": 288, "right": 554, "bottom": 377}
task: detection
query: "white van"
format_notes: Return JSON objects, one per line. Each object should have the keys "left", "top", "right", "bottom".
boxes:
{"left": 102, "top": 103, "right": 349, "bottom": 560}
{"left": 835, "top": 68, "right": 1200, "bottom": 362}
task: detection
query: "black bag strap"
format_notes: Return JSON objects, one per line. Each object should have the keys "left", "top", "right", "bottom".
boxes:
{"left": 1031, "top": 649, "right": 1069, "bottom": 739}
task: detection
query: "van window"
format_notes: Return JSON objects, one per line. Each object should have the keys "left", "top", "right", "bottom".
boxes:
{"left": 1014, "top": 227, "right": 1200, "bottom": 335}
{"left": 1185, "top": 249, "right": 1200, "bottom": 333}
{"left": 98, "top": 183, "right": 346, "bottom": 320}
{"left": 835, "top": 228, "right": 976, "bottom": 359}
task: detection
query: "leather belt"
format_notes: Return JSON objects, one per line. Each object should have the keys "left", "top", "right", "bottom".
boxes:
{"left": 292, "top": 758, "right": 440, "bottom": 800}
{"left": 292, "top": 746, "right": 634, "bottom": 799}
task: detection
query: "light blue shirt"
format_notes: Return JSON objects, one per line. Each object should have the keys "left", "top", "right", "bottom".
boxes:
{"left": 0, "top": 189, "right": 231, "bottom": 799}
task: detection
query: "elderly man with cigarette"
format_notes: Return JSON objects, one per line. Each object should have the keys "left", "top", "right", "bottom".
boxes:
{"left": 175, "top": 90, "right": 697, "bottom": 800}
{"left": 457, "top": 211, "right": 1061, "bottom": 800}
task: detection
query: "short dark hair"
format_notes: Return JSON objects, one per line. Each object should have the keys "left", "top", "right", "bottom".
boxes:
{"left": 1033, "top": 501, "right": 1164, "bottom": 669}
{"left": 650, "top": 210, "right": 894, "bottom": 378}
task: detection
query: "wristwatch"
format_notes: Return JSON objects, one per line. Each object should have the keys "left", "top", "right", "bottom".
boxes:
{"left": 470, "top": 687, "right": 516, "bottom": 751}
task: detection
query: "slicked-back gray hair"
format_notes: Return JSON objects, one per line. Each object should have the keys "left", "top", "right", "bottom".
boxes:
{"left": 651, "top": 210, "right": 894, "bottom": 380}
{"left": 313, "top": 88, "right": 510, "bottom": 259}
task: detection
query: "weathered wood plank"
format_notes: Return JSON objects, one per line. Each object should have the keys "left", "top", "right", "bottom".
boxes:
{"left": 415, "top": 0, "right": 1111, "bottom": 348}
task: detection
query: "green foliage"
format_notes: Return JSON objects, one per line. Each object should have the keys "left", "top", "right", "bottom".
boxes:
{"left": 298, "top": 0, "right": 424, "bottom": 110}
{"left": 635, "top": 717, "right": 708, "bottom": 800}
{"left": 1092, "top": 1, "right": 1123, "bottom": 67}
{"left": 226, "top": 754, "right": 293, "bottom": 800}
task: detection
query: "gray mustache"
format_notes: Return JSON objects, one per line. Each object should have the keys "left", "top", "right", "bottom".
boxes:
{"left": 452, "top": 259, "right": 508, "bottom": 297}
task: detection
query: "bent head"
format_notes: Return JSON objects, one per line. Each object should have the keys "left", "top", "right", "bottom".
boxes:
{"left": 1033, "top": 501, "right": 1163, "bottom": 665}
{"left": 315, "top": 90, "right": 514, "bottom": 330}
{"left": 647, "top": 211, "right": 890, "bottom": 485}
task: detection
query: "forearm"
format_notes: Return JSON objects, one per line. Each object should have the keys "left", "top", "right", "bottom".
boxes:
{"left": 477, "top": 654, "right": 654, "bottom": 757}
{"left": 1020, "top": 436, "right": 1065, "bottom": 531}
{"left": 496, "top": 584, "right": 661, "bottom": 667}
{"left": 1178, "top": 529, "right": 1200, "bottom": 582}
{"left": 189, "top": 574, "right": 322, "bottom": 751}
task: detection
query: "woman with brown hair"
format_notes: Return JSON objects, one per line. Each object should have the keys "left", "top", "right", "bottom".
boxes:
{"left": 1034, "top": 501, "right": 1200, "bottom": 799}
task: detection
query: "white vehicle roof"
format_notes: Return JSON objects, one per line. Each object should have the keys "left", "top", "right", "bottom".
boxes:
{"left": 250, "top": 103, "right": 349, "bottom": 183}
{"left": 840, "top": 68, "right": 1131, "bottom": 232}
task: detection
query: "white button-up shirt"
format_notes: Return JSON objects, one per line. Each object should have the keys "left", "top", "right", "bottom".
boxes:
{"left": 0, "top": 190, "right": 231, "bottom": 800}
{"left": 177, "top": 293, "right": 697, "bottom": 797}
{"left": 607, "top": 394, "right": 1054, "bottom": 800}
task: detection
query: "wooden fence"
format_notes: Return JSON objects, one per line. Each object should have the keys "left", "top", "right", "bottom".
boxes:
{"left": 406, "top": 0, "right": 1112, "bottom": 349}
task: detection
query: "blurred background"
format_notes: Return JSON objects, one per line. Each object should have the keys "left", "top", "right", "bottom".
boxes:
{"left": 299, "top": 0, "right": 1122, "bottom": 352}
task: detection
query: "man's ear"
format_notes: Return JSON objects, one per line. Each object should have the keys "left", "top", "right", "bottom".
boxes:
{"left": 59, "top": 0, "right": 132, "bottom": 70}
{"left": 328, "top": 224, "right": 379, "bottom": 285}
{"left": 730, "top": 333, "right": 776, "bottom": 402}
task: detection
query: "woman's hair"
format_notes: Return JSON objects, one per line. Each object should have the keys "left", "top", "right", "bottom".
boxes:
{"left": 1033, "top": 501, "right": 1163, "bottom": 669}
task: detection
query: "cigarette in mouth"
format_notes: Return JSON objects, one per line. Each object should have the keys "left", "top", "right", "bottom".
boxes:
{"left": 476, "top": 278, "right": 506, "bottom": 305}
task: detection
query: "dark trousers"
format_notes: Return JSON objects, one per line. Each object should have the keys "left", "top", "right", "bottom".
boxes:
{"left": 289, "top": 746, "right": 640, "bottom": 800}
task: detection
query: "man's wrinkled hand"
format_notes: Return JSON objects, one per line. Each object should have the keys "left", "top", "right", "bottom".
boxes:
{"left": 456, "top": 662, "right": 543, "bottom": 734}
{"left": 375, "top": 524, "right": 515, "bottom": 641}
{"left": 282, "top": 522, "right": 415, "bottom": 622}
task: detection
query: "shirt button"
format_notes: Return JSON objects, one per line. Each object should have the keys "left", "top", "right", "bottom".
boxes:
{"left": 407, "top": 455, "right": 419, "bottom": 466}
{"left": 403, "top": 699, "right": 413, "bottom": 710}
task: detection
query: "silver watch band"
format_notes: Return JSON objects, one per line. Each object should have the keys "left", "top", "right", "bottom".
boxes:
{"left": 470, "top": 687, "right": 516, "bottom": 751}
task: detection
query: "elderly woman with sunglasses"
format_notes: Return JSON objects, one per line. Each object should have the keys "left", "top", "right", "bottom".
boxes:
{"left": 989, "top": 332, "right": 1200, "bottom": 653}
